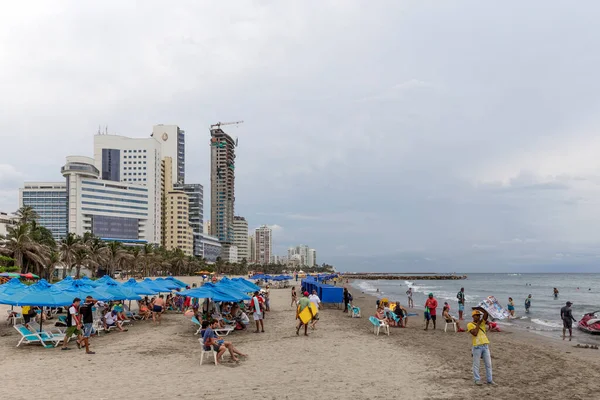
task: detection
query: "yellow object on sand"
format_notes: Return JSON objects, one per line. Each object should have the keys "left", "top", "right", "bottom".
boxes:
{"left": 297, "top": 303, "right": 318, "bottom": 324}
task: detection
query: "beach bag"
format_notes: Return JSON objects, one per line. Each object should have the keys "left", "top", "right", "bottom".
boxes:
{"left": 348, "top": 293, "right": 353, "bottom": 302}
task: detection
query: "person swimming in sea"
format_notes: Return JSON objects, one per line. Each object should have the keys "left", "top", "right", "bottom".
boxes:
{"left": 553, "top": 288, "right": 559, "bottom": 299}
{"left": 525, "top": 294, "right": 532, "bottom": 313}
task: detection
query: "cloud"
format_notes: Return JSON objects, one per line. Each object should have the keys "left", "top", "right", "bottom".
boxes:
{"left": 4, "top": 2, "right": 600, "bottom": 271}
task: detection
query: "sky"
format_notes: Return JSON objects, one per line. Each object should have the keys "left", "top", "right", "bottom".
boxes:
{"left": 2, "top": 1, "right": 600, "bottom": 272}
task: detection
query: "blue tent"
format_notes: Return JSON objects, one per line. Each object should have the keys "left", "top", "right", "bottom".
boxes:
{"left": 61, "top": 282, "right": 114, "bottom": 302}
{"left": 219, "top": 277, "right": 253, "bottom": 293}
{"left": 210, "top": 282, "right": 251, "bottom": 301}
{"left": 53, "top": 276, "right": 75, "bottom": 288}
{"left": 79, "top": 276, "right": 99, "bottom": 287}
{"left": 97, "top": 278, "right": 140, "bottom": 300}
{"left": 250, "top": 274, "right": 265, "bottom": 280}
{"left": 180, "top": 282, "right": 250, "bottom": 302}
{"left": 271, "top": 275, "right": 288, "bottom": 281}
{"left": 232, "top": 278, "right": 260, "bottom": 292}
{"left": 0, "top": 278, "right": 27, "bottom": 295}
{"left": 122, "top": 279, "right": 159, "bottom": 295}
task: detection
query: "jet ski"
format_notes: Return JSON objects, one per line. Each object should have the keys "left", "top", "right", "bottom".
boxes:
{"left": 578, "top": 311, "right": 600, "bottom": 334}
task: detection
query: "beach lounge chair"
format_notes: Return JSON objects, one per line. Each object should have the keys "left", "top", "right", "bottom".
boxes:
{"left": 125, "top": 311, "right": 142, "bottom": 321}
{"left": 28, "top": 320, "right": 65, "bottom": 335}
{"left": 347, "top": 303, "right": 361, "bottom": 318}
{"left": 369, "top": 316, "right": 389, "bottom": 336}
{"left": 191, "top": 316, "right": 203, "bottom": 335}
{"left": 14, "top": 324, "right": 64, "bottom": 348}
{"left": 214, "top": 325, "right": 235, "bottom": 336}
{"left": 199, "top": 338, "right": 218, "bottom": 366}
{"left": 444, "top": 318, "right": 457, "bottom": 333}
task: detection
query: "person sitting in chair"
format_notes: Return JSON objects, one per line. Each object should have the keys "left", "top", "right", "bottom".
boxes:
{"left": 104, "top": 310, "right": 128, "bottom": 332}
{"left": 203, "top": 320, "right": 247, "bottom": 364}
{"left": 442, "top": 303, "right": 465, "bottom": 332}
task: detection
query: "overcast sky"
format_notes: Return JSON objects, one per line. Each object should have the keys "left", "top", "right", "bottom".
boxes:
{"left": 2, "top": 1, "right": 600, "bottom": 272}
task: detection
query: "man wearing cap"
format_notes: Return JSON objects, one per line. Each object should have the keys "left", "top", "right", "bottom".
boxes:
{"left": 560, "top": 301, "right": 577, "bottom": 341}
{"left": 424, "top": 293, "right": 438, "bottom": 330}
{"left": 467, "top": 308, "right": 495, "bottom": 385}
{"left": 296, "top": 291, "right": 314, "bottom": 336}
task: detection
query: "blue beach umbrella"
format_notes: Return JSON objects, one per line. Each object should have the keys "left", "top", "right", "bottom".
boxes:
{"left": 154, "top": 278, "right": 180, "bottom": 291}
{"left": 122, "top": 279, "right": 159, "bottom": 295}
{"left": 164, "top": 276, "right": 188, "bottom": 288}
{"left": 141, "top": 278, "right": 167, "bottom": 293}
{"left": 0, "top": 278, "right": 27, "bottom": 295}
{"left": 232, "top": 278, "right": 260, "bottom": 292}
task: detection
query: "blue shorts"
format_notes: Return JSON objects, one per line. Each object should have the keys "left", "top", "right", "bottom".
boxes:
{"left": 83, "top": 323, "right": 94, "bottom": 338}
{"left": 458, "top": 303, "right": 464, "bottom": 312}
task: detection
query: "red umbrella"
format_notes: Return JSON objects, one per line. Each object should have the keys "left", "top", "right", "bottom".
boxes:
{"left": 20, "top": 273, "right": 39, "bottom": 279}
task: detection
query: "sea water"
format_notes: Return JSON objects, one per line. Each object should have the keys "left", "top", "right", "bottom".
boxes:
{"left": 351, "top": 273, "right": 600, "bottom": 342}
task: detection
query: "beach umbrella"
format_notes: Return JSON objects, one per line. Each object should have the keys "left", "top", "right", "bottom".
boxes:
{"left": 154, "top": 278, "right": 181, "bottom": 291}
{"left": 164, "top": 276, "right": 188, "bottom": 288}
{"left": 0, "top": 279, "right": 74, "bottom": 307}
{"left": 53, "top": 276, "right": 75, "bottom": 288}
{"left": 141, "top": 278, "right": 168, "bottom": 293}
{"left": 0, "top": 272, "right": 21, "bottom": 278}
{"left": 97, "top": 277, "right": 140, "bottom": 300}
{"left": 20, "top": 273, "right": 39, "bottom": 279}
{"left": 0, "top": 278, "right": 27, "bottom": 295}
{"left": 122, "top": 278, "right": 159, "bottom": 295}
{"left": 79, "top": 276, "right": 99, "bottom": 287}
{"left": 232, "top": 278, "right": 260, "bottom": 292}
{"left": 62, "top": 283, "right": 114, "bottom": 302}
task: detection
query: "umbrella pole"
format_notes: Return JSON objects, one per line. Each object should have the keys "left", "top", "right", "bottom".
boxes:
{"left": 40, "top": 306, "right": 44, "bottom": 332}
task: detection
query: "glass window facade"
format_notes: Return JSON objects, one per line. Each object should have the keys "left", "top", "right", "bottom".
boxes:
{"left": 101, "top": 149, "right": 121, "bottom": 181}
{"left": 21, "top": 189, "right": 68, "bottom": 239}
{"left": 92, "top": 215, "right": 139, "bottom": 240}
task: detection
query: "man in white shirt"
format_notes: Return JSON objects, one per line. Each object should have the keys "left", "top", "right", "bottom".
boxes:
{"left": 104, "top": 310, "right": 127, "bottom": 332}
{"left": 308, "top": 290, "right": 321, "bottom": 329}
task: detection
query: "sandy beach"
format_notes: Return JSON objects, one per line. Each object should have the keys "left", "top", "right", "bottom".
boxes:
{"left": 1, "top": 277, "right": 600, "bottom": 399}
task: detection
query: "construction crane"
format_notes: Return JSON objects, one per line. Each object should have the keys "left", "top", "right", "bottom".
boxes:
{"left": 210, "top": 120, "right": 244, "bottom": 129}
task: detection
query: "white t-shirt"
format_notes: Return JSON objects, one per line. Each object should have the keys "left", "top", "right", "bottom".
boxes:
{"left": 308, "top": 294, "right": 321, "bottom": 310}
{"left": 69, "top": 306, "right": 79, "bottom": 326}
{"left": 240, "top": 312, "right": 249, "bottom": 324}
{"left": 105, "top": 312, "right": 117, "bottom": 325}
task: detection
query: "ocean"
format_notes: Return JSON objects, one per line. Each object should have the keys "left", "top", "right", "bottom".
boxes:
{"left": 351, "top": 273, "right": 600, "bottom": 343}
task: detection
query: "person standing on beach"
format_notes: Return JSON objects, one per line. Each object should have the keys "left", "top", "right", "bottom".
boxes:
{"left": 296, "top": 291, "right": 314, "bottom": 336}
{"left": 424, "top": 293, "right": 438, "bottom": 330}
{"left": 61, "top": 297, "right": 82, "bottom": 351}
{"left": 553, "top": 288, "right": 559, "bottom": 299}
{"left": 251, "top": 291, "right": 265, "bottom": 333}
{"left": 467, "top": 309, "right": 495, "bottom": 386}
{"left": 309, "top": 289, "right": 322, "bottom": 330}
{"left": 560, "top": 301, "right": 577, "bottom": 341}
{"left": 291, "top": 286, "right": 297, "bottom": 307}
{"left": 79, "top": 296, "right": 97, "bottom": 354}
{"left": 525, "top": 294, "right": 532, "bottom": 313}
{"left": 343, "top": 287, "right": 350, "bottom": 313}
{"left": 406, "top": 287, "right": 414, "bottom": 308}
{"left": 457, "top": 287, "right": 465, "bottom": 320}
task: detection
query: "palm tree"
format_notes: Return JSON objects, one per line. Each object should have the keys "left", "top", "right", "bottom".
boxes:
{"left": 85, "top": 237, "right": 107, "bottom": 277}
{"left": 15, "top": 206, "right": 39, "bottom": 226}
{"left": 140, "top": 243, "right": 154, "bottom": 277}
{"left": 127, "top": 247, "right": 143, "bottom": 277}
{"left": 73, "top": 247, "right": 89, "bottom": 278}
{"left": 0, "top": 223, "right": 48, "bottom": 272}
{"left": 47, "top": 250, "right": 61, "bottom": 281}
{"left": 105, "top": 241, "right": 130, "bottom": 276}
{"left": 169, "top": 249, "right": 187, "bottom": 276}
{"left": 59, "top": 233, "right": 80, "bottom": 279}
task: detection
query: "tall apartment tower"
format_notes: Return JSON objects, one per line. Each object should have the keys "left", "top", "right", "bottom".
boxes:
{"left": 210, "top": 126, "right": 237, "bottom": 260}
{"left": 19, "top": 182, "right": 68, "bottom": 240}
{"left": 248, "top": 234, "right": 256, "bottom": 263}
{"left": 233, "top": 216, "right": 249, "bottom": 261}
{"left": 151, "top": 125, "right": 185, "bottom": 185}
{"left": 174, "top": 183, "right": 203, "bottom": 257}
{"left": 93, "top": 133, "right": 163, "bottom": 244}
{"left": 254, "top": 225, "right": 272, "bottom": 265}
{"left": 162, "top": 157, "right": 193, "bottom": 255}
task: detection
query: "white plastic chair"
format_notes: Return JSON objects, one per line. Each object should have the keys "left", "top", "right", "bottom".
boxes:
{"left": 444, "top": 319, "right": 457, "bottom": 332}
{"left": 369, "top": 316, "right": 390, "bottom": 336}
{"left": 199, "top": 338, "right": 218, "bottom": 366}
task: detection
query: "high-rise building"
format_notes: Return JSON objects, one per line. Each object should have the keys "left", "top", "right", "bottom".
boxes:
{"left": 210, "top": 126, "right": 237, "bottom": 260}
{"left": 174, "top": 183, "right": 203, "bottom": 257}
{"left": 61, "top": 156, "right": 150, "bottom": 243}
{"left": 200, "top": 233, "right": 221, "bottom": 263}
{"left": 308, "top": 249, "right": 317, "bottom": 267}
{"left": 233, "top": 216, "right": 249, "bottom": 261}
{"left": 254, "top": 225, "right": 272, "bottom": 265}
{"left": 151, "top": 125, "right": 185, "bottom": 185}
{"left": 248, "top": 235, "right": 256, "bottom": 263}
{"left": 19, "top": 182, "right": 68, "bottom": 240}
{"left": 94, "top": 133, "right": 163, "bottom": 244}
{"left": 162, "top": 157, "right": 193, "bottom": 255}
{"left": 203, "top": 220, "right": 211, "bottom": 235}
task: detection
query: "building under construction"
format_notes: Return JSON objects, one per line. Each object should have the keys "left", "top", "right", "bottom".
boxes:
{"left": 209, "top": 122, "right": 240, "bottom": 261}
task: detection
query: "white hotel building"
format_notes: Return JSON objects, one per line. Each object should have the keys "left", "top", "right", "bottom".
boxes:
{"left": 93, "top": 133, "right": 163, "bottom": 244}
{"left": 61, "top": 156, "right": 151, "bottom": 243}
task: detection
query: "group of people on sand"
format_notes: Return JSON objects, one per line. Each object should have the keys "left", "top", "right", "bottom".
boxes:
{"left": 292, "top": 287, "right": 322, "bottom": 336}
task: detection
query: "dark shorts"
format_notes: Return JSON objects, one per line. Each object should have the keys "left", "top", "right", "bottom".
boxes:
{"left": 23, "top": 314, "right": 32, "bottom": 324}
{"left": 563, "top": 319, "right": 572, "bottom": 329}
{"left": 153, "top": 305, "right": 163, "bottom": 313}
{"left": 429, "top": 314, "right": 436, "bottom": 321}
{"left": 312, "top": 313, "right": 319, "bottom": 321}
{"left": 205, "top": 345, "right": 221, "bottom": 352}
{"left": 65, "top": 326, "right": 81, "bottom": 338}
